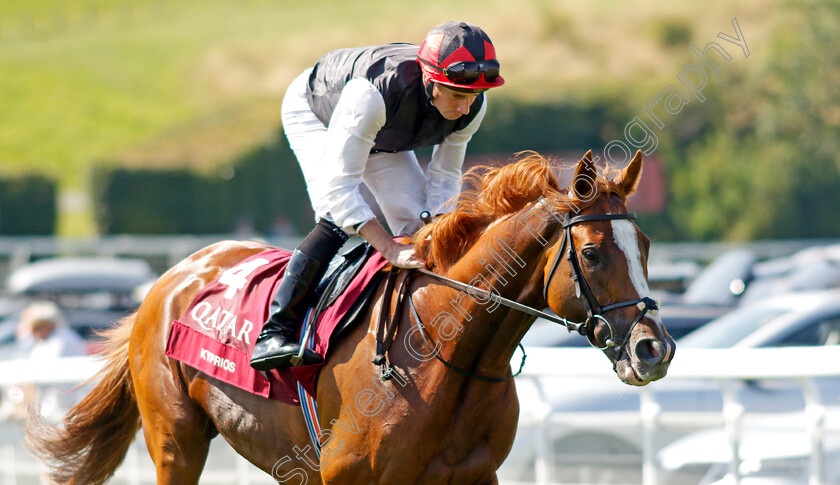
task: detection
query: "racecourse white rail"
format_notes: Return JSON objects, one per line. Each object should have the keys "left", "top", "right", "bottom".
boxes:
{"left": 2, "top": 347, "right": 840, "bottom": 485}
{"left": 519, "top": 346, "right": 840, "bottom": 485}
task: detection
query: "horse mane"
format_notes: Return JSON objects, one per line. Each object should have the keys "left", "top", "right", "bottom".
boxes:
{"left": 413, "top": 151, "right": 627, "bottom": 272}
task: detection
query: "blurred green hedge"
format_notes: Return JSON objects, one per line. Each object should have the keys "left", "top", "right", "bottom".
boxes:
{"left": 92, "top": 139, "right": 314, "bottom": 235}
{"left": 0, "top": 175, "right": 57, "bottom": 235}
{"left": 90, "top": 95, "right": 634, "bottom": 236}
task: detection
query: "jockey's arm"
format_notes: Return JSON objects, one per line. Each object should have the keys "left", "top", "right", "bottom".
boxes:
{"left": 317, "top": 79, "right": 383, "bottom": 231}
{"left": 316, "top": 79, "right": 424, "bottom": 269}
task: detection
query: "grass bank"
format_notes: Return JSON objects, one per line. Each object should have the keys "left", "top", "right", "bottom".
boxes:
{"left": 0, "top": 0, "right": 775, "bottom": 235}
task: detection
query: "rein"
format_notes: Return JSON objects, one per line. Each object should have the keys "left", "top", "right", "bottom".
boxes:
{"left": 372, "top": 206, "right": 660, "bottom": 382}
{"left": 416, "top": 269, "right": 588, "bottom": 333}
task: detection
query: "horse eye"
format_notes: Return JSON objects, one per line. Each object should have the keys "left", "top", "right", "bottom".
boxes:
{"left": 582, "top": 248, "right": 599, "bottom": 262}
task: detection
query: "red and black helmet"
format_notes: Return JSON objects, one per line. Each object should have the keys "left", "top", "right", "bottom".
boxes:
{"left": 417, "top": 21, "right": 504, "bottom": 91}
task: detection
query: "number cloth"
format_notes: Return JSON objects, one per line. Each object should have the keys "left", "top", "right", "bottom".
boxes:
{"left": 165, "top": 248, "right": 388, "bottom": 405}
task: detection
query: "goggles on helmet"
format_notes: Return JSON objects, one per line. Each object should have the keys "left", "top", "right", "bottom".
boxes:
{"left": 418, "top": 57, "right": 501, "bottom": 86}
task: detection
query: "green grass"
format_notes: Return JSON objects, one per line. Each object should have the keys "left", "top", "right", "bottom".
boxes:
{"left": 0, "top": 0, "right": 776, "bottom": 235}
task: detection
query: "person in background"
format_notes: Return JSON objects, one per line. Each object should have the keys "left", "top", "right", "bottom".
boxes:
{"left": 16, "top": 300, "right": 87, "bottom": 360}
{"left": 250, "top": 20, "right": 504, "bottom": 370}
{"left": 1, "top": 301, "right": 87, "bottom": 420}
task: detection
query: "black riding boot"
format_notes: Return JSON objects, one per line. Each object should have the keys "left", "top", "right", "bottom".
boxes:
{"left": 250, "top": 219, "right": 348, "bottom": 370}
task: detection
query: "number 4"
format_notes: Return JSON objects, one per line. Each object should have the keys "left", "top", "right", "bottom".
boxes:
{"left": 218, "top": 258, "right": 270, "bottom": 299}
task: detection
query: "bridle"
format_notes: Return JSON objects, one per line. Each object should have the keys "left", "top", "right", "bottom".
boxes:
{"left": 394, "top": 200, "right": 659, "bottom": 381}
{"left": 541, "top": 199, "right": 659, "bottom": 363}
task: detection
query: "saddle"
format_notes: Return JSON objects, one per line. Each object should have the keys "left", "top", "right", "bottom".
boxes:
{"left": 313, "top": 241, "right": 381, "bottom": 334}
{"left": 165, "top": 241, "right": 389, "bottom": 405}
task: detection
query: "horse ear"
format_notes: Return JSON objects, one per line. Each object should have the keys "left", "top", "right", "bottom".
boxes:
{"left": 620, "top": 150, "right": 644, "bottom": 197}
{"left": 572, "top": 150, "right": 598, "bottom": 201}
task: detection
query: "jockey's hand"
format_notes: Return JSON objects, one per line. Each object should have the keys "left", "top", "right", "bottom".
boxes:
{"left": 389, "top": 243, "right": 425, "bottom": 269}
{"left": 358, "top": 219, "right": 426, "bottom": 269}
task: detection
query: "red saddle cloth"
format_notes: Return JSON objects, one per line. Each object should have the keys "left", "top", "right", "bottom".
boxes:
{"left": 165, "top": 247, "right": 388, "bottom": 405}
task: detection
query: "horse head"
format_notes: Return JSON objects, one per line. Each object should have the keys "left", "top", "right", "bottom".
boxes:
{"left": 541, "top": 149, "right": 675, "bottom": 385}
{"left": 414, "top": 149, "right": 674, "bottom": 386}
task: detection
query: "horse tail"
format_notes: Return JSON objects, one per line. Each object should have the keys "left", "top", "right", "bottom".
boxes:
{"left": 25, "top": 313, "right": 141, "bottom": 485}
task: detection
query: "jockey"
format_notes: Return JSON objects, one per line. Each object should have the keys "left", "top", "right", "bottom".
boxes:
{"left": 250, "top": 21, "right": 505, "bottom": 371}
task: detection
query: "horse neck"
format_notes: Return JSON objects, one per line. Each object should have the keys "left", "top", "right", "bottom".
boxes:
{"left": 421, "top": 214, "right": 553, "bottom": 378}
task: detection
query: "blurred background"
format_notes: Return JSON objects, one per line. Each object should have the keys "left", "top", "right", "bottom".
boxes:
{"left": 0, "top": 0, "right": 839, "bottom": 483}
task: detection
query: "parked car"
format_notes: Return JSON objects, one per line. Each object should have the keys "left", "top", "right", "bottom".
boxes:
{"left": 675, "top": 249, "right": 756, "bottom": 307}
{"left": 654, "top": 244, "right": 840, "bottom": 340}
{"left": 678, "top": 289, "right": 840, "bottom": 350}
{"left": 659, "top": 412, "right": 840, "bottom": 484}
{"left": 0, "top": 257, "right": 157, "bottom": 354}
{"left": 739, "top": 244, "right": 840, "bottom": 305}
{"left": 646, "top": 260, "right": 701, "bottom": 293}
{"left": 501, "top": 289, "right": 840, "bottom": 484}
{"left": 651, "top": 249, "right": 756, "bottom": 340}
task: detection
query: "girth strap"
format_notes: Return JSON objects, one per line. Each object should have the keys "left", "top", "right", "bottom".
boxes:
{"left": 372, "top": 269, "right": 410, "bottom": 380}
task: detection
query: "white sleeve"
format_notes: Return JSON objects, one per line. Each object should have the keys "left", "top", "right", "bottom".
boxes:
{"left": 318, "top": 78, "right": 385, "bottom": 231}
{"left": 425, "top": 97, "right": 487, "bottom": 214}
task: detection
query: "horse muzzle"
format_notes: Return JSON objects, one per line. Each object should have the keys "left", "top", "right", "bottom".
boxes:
{"left": 613, "top": 330, "right": 676, "bottom": 386}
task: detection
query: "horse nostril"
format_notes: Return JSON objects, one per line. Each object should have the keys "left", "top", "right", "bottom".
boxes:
{"left": 635, "top": 338, "right": 665, "bottom": 364}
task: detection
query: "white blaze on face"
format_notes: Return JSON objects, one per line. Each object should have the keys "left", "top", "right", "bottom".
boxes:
{"left": 611, "top": 219, "right": 664, "bottom": 331}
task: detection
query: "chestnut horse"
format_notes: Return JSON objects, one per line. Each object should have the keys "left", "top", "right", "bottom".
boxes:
{"left": 26, "top": 150, "right": 674, "bottom": 484}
